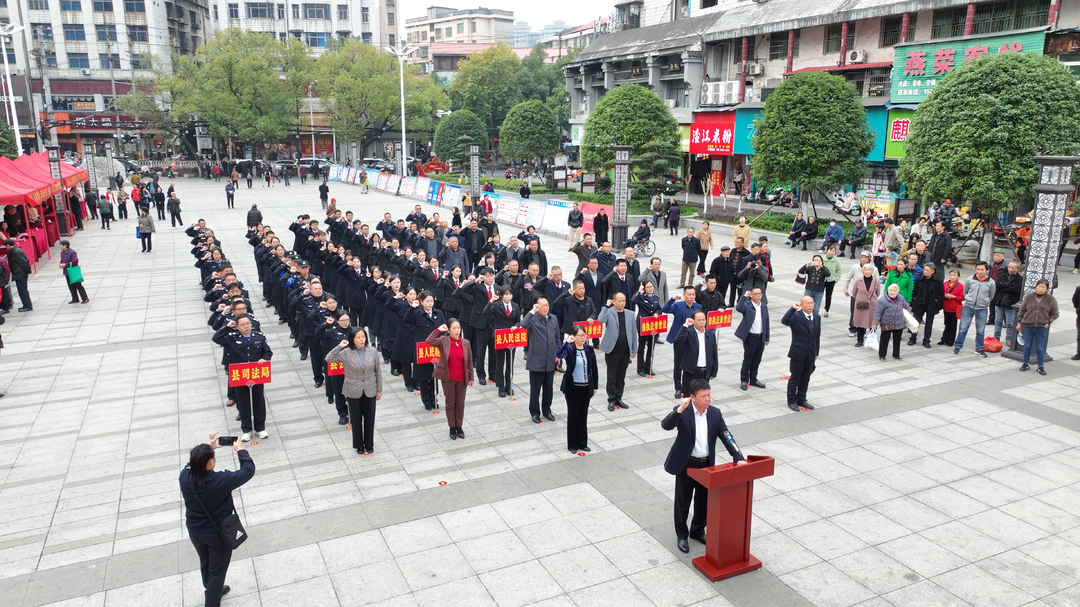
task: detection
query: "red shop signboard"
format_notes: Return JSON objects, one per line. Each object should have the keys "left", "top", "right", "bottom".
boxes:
{"left": 689, "top": 111, "right": 736, "bottom": 156}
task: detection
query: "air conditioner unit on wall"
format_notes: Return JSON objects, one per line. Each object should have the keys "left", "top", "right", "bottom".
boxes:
{"left": 666, "top": 98, "right": 677, "bottom": 108}
{"left": 81, "top": 68, "right": 91, "bottom": 76}
{"left": 700, "top": 81, "right": 722, "bottom": 105}
{"left": 847, "top": 50, "right": 866, "bottom": 64}
{"left": 747, "top": 63, "right": 764, "bottom": 76}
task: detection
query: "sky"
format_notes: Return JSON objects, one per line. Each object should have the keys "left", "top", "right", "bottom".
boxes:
{"left": 402, "top": 0, "right": 616, "bottom": 36}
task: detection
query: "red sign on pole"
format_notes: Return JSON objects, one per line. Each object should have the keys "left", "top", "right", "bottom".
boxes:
{"left": 574, "top": 320, "right": 603, "bottom": 339}
{"left": 327, "top": 361, "right": 345, "bottom": 376}
{"left": 495, "top": 327, "right": 528, "bottom": 349}
{"left": 707, "top": 310, "right": 733, "bottom": 330}
{"left": 639, "top": 315, "right": 669, "bottom": 336}
{"left": 227, "top": 362, "right": 272, "bottom": 387}
{"left": 417, "top": 342, "right": 440, "bottom": 364}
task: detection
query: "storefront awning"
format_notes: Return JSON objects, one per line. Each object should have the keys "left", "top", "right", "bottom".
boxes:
{"left": 783, "top": 61, "right": 893, "bottom": 76}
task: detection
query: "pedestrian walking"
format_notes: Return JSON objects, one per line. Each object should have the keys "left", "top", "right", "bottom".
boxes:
{"left": 426, "top": 321, "right": 473, "bottom": 440}
{"left": 59, "top": 240, "right": 89, "bottom": 304}
{"left": 98, "top": 190, "right": 114, "bottom": 229}
{"left": 325, "top": 329, "right": 383, "bottom": 454}
{"left": 667, "top": 200, "right": 681, "bottom": 235}
{"left": 555, "top": 326, "right": 598, "bottom": 453}
{"left": 319, "top": 182, "right": 329, "bottom": 209}
{"left": 245, "top": 171, "right": 253, "bottom": 189}
{"left": 154, "top": 188, "right": 166, "bottom": 221}
{"left": 1016, "top": 279, "right": 1059, "bottom": 375}
{"left": 4, "top": 240, "right": 31, "bottom": 312}
{"left": 168, "top": 192, "right": 183, "bottom": 227}
{"left": 180, "top": 433, "right": 254, "bottom": 607}
{"left": 138, "top": 209, "right": 156, "bottom": 252}
{"left": 781, "top": 296, "right": 821, "bottom": 412}
{"left": 225, "top": 182, "right": 235, "bottom": 209}
{"left": 695, "top": 221, "right": 712, "bottom": 275}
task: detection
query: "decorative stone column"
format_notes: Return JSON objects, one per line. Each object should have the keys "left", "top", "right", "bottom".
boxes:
{"left": 611, "top": 145, "right": 632, "bottom": 246}
{"left": 469, "top": 144, "right": 481, "bottom": 199}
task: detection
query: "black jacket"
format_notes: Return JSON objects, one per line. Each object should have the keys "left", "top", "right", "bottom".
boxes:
{"left": 246, "top": 207, "right": 263, "bottom": 227}
{"left": 554, "top": 291, "right": 597, "bottom": 334}
{"left": 601, "top": 271, "right": 639, "bottom": 310}
{"left": 709, "top": 255, "right": 734, "bottom": 286}
{"left": 7, "top": 247, "right": 31, "bottom": 279}
{"left": 695, "top": 285, "right": 724, "bottom": 313}
{"left": 661, "top": 405, "right": 744, "bottom": 475}
{"left": 681, "top": 236, "right": 700, "bottom": 263}
{"left": 593, "top": 213, "right": 609, "bottom": 239}
{"left": 673, "top": 325, "right": 718, "bottom": 378}
{"left": 556, "top": 342, "right": 598, "bottom": 393}
{"left": 911, "top": 274, "right": 944, "bottom": 314}
{"left": 781, "top": 307, "right": 821, "bottom": 360}
{"left": 991, "top": 271, "right": 1023, "bottom": 307}
{"left": 927, "top": 231, "right": 953, "bottom": 265}
{"left": 519, "top": 249, "right": 548, "bottom": 276}
{"left": 212, "top": 328, "right": 274, "bottom": 363}
{"left": 179, "top": 450, "right": 255, "bottom": 534}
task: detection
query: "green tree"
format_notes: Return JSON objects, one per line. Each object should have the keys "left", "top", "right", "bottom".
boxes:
{"left": 313, "top": 38, "right": 446, "bottom": 153}
{"left": 899, "top": 52, "right": 1080, "bottom": 259}
{"left": 516, "top": 43, "right": 557, "bottom": 106}
{"left": 0, "top": 120, "right": 19, "bottom": 159}
{"left": 546, "top": 47, "right": 579, "bottom": 124}
{"left": 499, "top": 100, "right": 559, "bottom": 167}
{"left": 580, "top": 83, "right": 679, "bottom": 170}
{"left": 752, "top": 71, "right": 874, "bottom": 208}
{"left": 632, "top": 139, "right": 683, "bottom": 200}
{"left": 448, "top": 44, "right": 521, "bottom": 131}
{"left": 112, "top": 54, "right": 202, "bottom": 160}
{"left": 273, "top": 36, "right": 316, "bottom": 148}
{"left": 433, "top": 109, "right": 487, "bottom": 168}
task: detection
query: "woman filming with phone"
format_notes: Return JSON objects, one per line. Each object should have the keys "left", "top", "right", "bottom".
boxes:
{"left": 179, "top": 432, "right": 255, "bottom": 607}
{"left": 325, "top": 328, "right": 383, "bottom": 454}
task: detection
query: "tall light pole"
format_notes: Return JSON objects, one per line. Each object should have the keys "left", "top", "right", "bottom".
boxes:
{"left": 308, "top": 80, "right": 316, "bottom": 159}
{"left": 385, "top": 43, "right": 417, "bottom": 174}
{"left": 0, "top": 23, "right": 26, "bottom": 155}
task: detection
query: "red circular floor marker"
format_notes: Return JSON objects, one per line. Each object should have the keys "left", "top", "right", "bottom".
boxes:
{"left": 438, "top": 481, "right": 447, "bottom": 486}
{"left": 577, "top": 452, "right": 585, "bottom": 456}
{"left": 509, "top": 398, "right": 516, "bottom": 401}
{"left": 346, "top": 425, "right": 352, "bottom": 429}
{"left": 433, "top": 410, "right": 440, "bottom": 415}
{"left": 780, "top": 375, "right": 791, "bottom": 380}
{"left": 250, "top": 442, "right": 259, "bottom": 445}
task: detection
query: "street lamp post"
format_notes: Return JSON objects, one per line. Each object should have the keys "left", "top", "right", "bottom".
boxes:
{"left": 385, "top": 43, "right": 417, "bottom": 175}
{"left": 308, "top": 80, "right": 316, "bottom": 159}
{"left": 0, "top": 23, "right": 27, "bottom": 155}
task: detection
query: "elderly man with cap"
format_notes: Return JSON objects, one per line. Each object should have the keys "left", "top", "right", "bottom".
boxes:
{"left": 842, "top": 251, "right": 879, "bottom": 337}
{"left": 840, "top": 219, "right": 867, "bottom": 258}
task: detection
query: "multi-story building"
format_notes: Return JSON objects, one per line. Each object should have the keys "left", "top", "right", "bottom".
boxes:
{"left": 566, "top": 0, "right": 1074, "bottom": 214}
{"left": 206, "top": 0, "right": 394, "bottom": 49}
{"left": 1, "top": 0, "right": 208, "bottom": 153}
{"left": 404, "top": 6, "right": 513, "bottom": 73}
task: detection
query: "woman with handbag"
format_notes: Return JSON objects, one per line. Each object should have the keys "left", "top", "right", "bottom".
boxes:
{"left": 555, "top": 325, "right": 599, "bottom": 453}
{"left": 873, "top": 283, "right": 911, "bottom": 361}
{"left": 940, "top": 269, "right": 965, "bottom": 346}
{"left": 426, "top": 320, "right": 474, "bottom": 440}
{"left": 1015, "top": 279, "right": 1060, "bottom": 375}
{"left": 325, "top": 329, "right": 383, "bottom": 454}
{"left": 851, "top": 265, "right": 881, "bottom": 348}
{"left": 58, "top": 240, "right": 89, "bottom": 304}
{"left": 179, "top": 432, "right": 254, "bottom": 607}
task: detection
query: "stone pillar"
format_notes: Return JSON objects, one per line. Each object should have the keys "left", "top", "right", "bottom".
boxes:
{"left": 647, "top": 56, "right": 662, "bottom": 93}
{"left": 683, "top": 50, "right": 703, "bottom": 109}
{"left": 900, "top": 13, "right": 910, "bottom": 42}
{"left": 739, "top": 36, "right": 747, "bottom": 103}
{"left": 964, "top": 3, "right": 976, "bottom": 36}
{"left": 786, "top": 29, "right": 795, "bottom": 74}
{"left": 839, "top": 22, "right": 849, "bottom": 65}
{"left": 603, "top": 62, "right": 616, "bottom": 90}
{"left": 611, "top": 146, "right": 631, "bottom": 247}
{"left": 469, "top": 144, "right": 480, "bottom": 199}
{"left": 46, "top": 146, "right": 72, "bottom": 236}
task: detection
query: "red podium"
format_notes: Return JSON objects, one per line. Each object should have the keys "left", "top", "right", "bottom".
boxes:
{"left": 686, "top": 455, "right": 775, "bottom": 581}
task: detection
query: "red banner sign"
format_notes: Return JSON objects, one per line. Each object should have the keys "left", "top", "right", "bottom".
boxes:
{"left": 416, "top": 342, "right": 440, "bottom": 364}
{"left": 574, "top": 320, "right": 603, "bottom": 339}
{"left": 707, "top": 309, "right": 733, "bottom": 330}
{"left": 228, "top": 362, "right": 272, "bottom": 387}
{"left": 639, "top": 315, "right": 669, "bottom": 336}
{"left": 689, "top": 110, "right": 736, "bottom": 156}
{"left": 495, "top": 327, "right": 528, "bottom": 349}
{"left": 327, "top": 361, "right": 345, "bottom": 376}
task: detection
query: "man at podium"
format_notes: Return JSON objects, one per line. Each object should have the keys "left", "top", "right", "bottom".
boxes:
{"left": 662, "top": 379, "right": 746, "bottom": 554}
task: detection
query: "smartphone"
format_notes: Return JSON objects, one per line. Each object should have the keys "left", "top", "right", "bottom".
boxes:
{"left": 218, "top": 436, "right": 238, "bottom": 446}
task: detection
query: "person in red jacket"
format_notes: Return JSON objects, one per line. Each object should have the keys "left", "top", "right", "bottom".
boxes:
{"left": 939, "top": 269, "right": 965, "bottom": 346}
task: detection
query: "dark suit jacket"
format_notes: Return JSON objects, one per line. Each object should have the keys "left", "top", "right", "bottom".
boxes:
{"left": 661, "top": 405, "right": 744, "bottom": 475}
{"left": 781, "top": 307, "right": 821, "bottom": 360}
{"left": 734, "top": 295, "right": 769, "bottom": 342}
{"left": 673, "top": 325, "right": 718, "bottom": 378}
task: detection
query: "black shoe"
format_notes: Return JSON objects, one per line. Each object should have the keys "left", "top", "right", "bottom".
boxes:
{"left": 787, "top": 403, "right": 801, "bottom": 412}
{"left": 314, "top": 379, "right": 324, "bottom": 388}
{"left": 544, "top": 412, "right": 556, "bottom": 422}
{"left": 235, "top": 414, "right": 241, "bottom": 421}
{"left": 907, "top": 338, "right": 916, "bottom": 346}
{"left": 977, "top": 351, "right": 987, "bottom": 358}
{"left": 457, "top": 428, "right": 464, "bottom": 438}
{"left": 17, "top": 307, "right": 31, "bottom": 312}
{"left": 532, "top": 414, "right": 542, "bottom": 423}
{"left": 637, "top": 371, "right": 648, "bottom": 377}
{"left": 327, "top": 395, "right": 335, "bottom": 404}
{"left": 450, "top": 428, "right": 457, "bottom": 440}
{"left": 677, "top": 538, "right": 690, "bottom": 553}
{"left": 300, "top": 354, "right": 308, "bottom": 361}
{"left": 69, "top": 300, "right": 79, "bottom": 304}
{"left": 689, "top": 532, "right": 706, "bottom": 545}
{"left": 953, "top": 348, "right": 960, "bottom": 354}
{"left": 618, "top": 401, "right": 629, "bottom": 409}
{"left": 799, "top": 401, "right": 816, "bottom": 410}
{"left": 222, "top": 585, "right": 230, "bottom": 597}
{"left": 1020, "top": 364, "right": 1029, "bottom": 371}
{"left": 751, "top": 380, "right": 767, "bottom": 389}
{"left": 674, "top": 391, "right": 683, "bottom": 399}
{"left": 855, "top": 341, "right": 863, "bottom": 347}
{"left": 1037, "top": 367, "right": 1046, "bottom": 375}
{"left": 607, "top": 402, "right": 616, "bottom": 411}
{"left": 425, "top": 402, "right": 434, "bottom": 411}
{"left": 338, "top": 415, "right": 348, "bottom": 425}
{"left": 498, "top": 389, "right": 506, "bottom": 398}
{"left": 937, "top": 340, "right": 947, "bottom": 345}
{"left": 923, "top": 343, "right": 931, "bottom": 348}
{"left": 740, "top": 383, "right": 748, "bottom": 391}
{"left": 580, "top": 445, "right": 591, "bottom": 452}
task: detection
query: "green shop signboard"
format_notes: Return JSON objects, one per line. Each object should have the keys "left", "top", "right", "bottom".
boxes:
{"left": 885, "top": 108, "right": 915, "bottom": 159}
{"left": 890, "top": 29, "right": 1046, "bottom": 103}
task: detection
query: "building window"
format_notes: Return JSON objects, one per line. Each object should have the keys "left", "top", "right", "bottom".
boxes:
{"left": 246, "top": 2, "right": 272, "bottom": 18}
{"left": 128, "top": 25, "right": 148, "bottom": 41}
{"left": 666, "top": 81, "right": 688, "bottom": 108}
{"left": 387, "top": 12, "right": 395, "bottom": 25}
{"left": 931, "top": 7, "right": 968, "bottom": 38}
{"left": 213, "top": 4, "right": 218, "bottom": 19}
{"left": 361, "top": 6, "right": 368, "bottom": 22}
{"left": 44, "top": 52, "right": 58, "bottom": 67}
{"left": 303, "top": 3, "right": 329, "bottom": 19}
{"left": 68, "top": 52, "right": 90, "bottom": 68}
{"left": 457, "top": 23, "right": 464, "bottom": 34}
{"left": 28, "top": 0, "right": 49, "bottom": 8}
{"left": 3, "top": 48, "right": 13, "bottom": 65}
{"left": 970, "top": 0, "right": 1051, "bottom": 34}
{"left": 31, "top": 23, "right": 54, "bottom": 40}
{"left": 100, "top": 53, "right": 121, "bottom": 68}
{"left": 305, "top": 31, "right": 328, "bottom": 46}
{"left": 472, "top": 20, "right": 476, "bottom": 32}
{"left": 228, "top": 3, "right": 239, "bottom": 17}
{"left": 434, "top": 28, "right": 441, "bottom": 39}
{"left": 824, "top": 23, "right": 855, "bottom": 53}
{"left": 93, "top": 0, "right": 112, "bottom": 9}
{"left": 60, "top": 0, "right": 81, "bottom": 10}
{"left": 445, "top": 27, "right": 451, "bottom": 38}
{"left": 337, "top": 3, "right": 346, "bottom": 19}
{"left": 278, "top": 3, "right": 285, "bottom": 18}
{"left": 768, "top": 30, "right": 799, "bottom": 60}
{"left": 420, "top": 30, "right": 426, "bottom": 41}
{"left": 124, "top": 0, "right": 144, "bottom": 11}
{"left": 63, "top": 24, "right": 87, "bottom": 41}
{"left": 131, "top": 53, "right": 148, "bottom": 69}
{"left": 96, "top": 24, "right": 117, "bottom": 41}
{"left": 292, "top": 4, "right": 299, "bottom": 18}
{"left": 1016, "top": 0, "right": 1052, "bottom": 29}
{"left": 867, "top": 67, "right": 890, "bottom": 97}
{"left": 701, "top": 0, "right": 717, "bottom": 7}
{"left": 388, "top": 33, "right": 395, "bottom": 46}
{"left": 733, "top": 36, "right": 755, "bottom": 62}
{"left": 361, "top": 32, "right": 372, "bottom": 43}
{"left": 880, "top": 15, "right": 917, "bottom": 47}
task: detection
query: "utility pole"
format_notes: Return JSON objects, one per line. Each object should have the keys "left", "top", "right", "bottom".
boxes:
{"left": 0, "top": 23, "right": 26, "bottom": 155}
{"left": 385, "top": 42, "right": 417, "bottom": 175}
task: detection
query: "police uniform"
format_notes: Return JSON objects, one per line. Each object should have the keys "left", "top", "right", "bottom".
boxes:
{"left": 212, "top": 326, "right": 274, "bottom": 436}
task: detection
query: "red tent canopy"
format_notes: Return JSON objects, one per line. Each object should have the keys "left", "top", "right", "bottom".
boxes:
{"left": 0, "top": 157, "right": 62, "bottom": 206}
{"left": 0, "top": 179, "right": 42, "bottom": 207}
{"left": 22, "top": 153, "right": 88, "bottom": 188}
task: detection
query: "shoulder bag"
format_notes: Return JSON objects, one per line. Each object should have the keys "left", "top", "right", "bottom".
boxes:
{"left": 188, "top": 476, "right": 248, "bottom": 549}
{"left": 66, "top": 266, "right": 84, "bottom": 284}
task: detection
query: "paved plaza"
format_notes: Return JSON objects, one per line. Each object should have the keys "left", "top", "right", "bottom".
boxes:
{"left": 1, "top": 177, "right": 1080, "bottom": 607}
